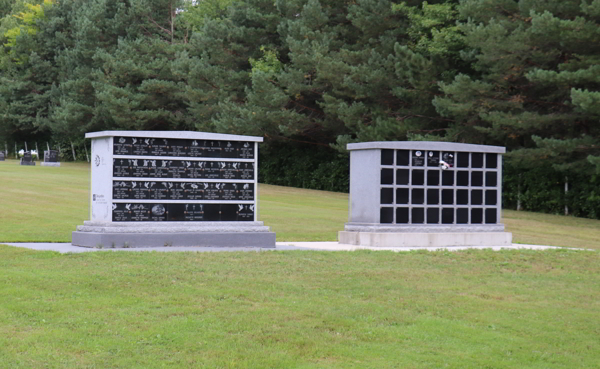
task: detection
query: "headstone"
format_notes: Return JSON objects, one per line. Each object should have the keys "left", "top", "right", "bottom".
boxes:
{"left": 0, "top": 151, "right": 5, "bottom": 161}
{"left": 72, "top": 130, "right": 275, "bottom": 248}
{"left": 20, "top": 151, "right": 35, "bottom": 166}
{"left": 41, "top": 150, "right": 61, "bottom": 167}
{"left": 339, "top": 141, "right": 512, "bottom": 247}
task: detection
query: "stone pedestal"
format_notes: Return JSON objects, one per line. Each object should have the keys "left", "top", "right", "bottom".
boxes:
{"left": 73, "top": 221, "right": 275, "bottom": 248}
{"left": 339, "top": 225, "right": 511, "bottom": 247}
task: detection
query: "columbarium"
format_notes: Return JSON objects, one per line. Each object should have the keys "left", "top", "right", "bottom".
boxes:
{"left": 339, "top": 141, "right": 512, "bottom": 247}
{"left": 72, "top": 131, "right": 275, "bottom": 248}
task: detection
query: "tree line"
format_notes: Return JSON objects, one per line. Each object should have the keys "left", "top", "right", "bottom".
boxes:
{"left": 1, "top": 0, "right": 599, "bottom": 218}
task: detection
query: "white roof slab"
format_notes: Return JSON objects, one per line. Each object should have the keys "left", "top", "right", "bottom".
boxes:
{"left": 86, "top": 131, "right": 263, "bottom": 142}
{"left": 347, "top": 141, "right": 505, "bottom": 154}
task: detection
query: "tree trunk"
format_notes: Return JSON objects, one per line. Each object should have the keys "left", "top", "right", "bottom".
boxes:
{"left": 517, "top": 174, "right": 522, "bottom": 211}
{"left": 564, "top": 176, "right": 569, "bottom": 216}
{"left": 70, "top": 140, "right": 76, "bottom": 161}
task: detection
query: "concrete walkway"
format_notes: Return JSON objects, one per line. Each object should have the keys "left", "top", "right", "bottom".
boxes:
{"left": 2, "top": 242, "right": 567, "bottom": 253}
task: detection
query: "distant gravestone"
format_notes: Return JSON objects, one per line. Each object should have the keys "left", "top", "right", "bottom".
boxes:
{"left": 0, "top": 151, "right": 5, "bottom": 161}
{"left": 42, "top": 150, "right": 60, "bottom": 167}
{"left": 20, "top": 151, "right": 35, "bottom": 166}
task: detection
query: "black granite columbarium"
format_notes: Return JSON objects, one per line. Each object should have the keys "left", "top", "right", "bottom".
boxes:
{"left": 74, "top": 131, "right": 274, "bottom": 248}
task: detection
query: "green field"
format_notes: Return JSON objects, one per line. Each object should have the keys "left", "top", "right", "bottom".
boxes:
{"left": 0, "top": 160, "right": 599, "bottom": 368}
{"left": 1, "top": 159, "right": 599, "bottom": 248}
{"left": 1, "top": 245, "right": 599, "bottom": 368}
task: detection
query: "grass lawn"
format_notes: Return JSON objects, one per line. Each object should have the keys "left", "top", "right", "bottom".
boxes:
{"left": 1, "top": 246, "right": 598, "bottom": 368}
{"left": 1, "top": 159, "right": 599, "bottom": 368}
{"left": 1, "top": 159, "right": 600, "bottom": 248}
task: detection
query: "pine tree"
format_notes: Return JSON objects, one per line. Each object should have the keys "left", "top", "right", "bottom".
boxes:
{"left": 91, "top": 37, "right": 191, "bottom": 131}
{"left": 47, "top": 0, "right": 190, "bottom": 139}
{"left": 434, "top": 0, "right": 600, "bottom": 172}
{"left": 0, "top": 0, "right": 56, "bottom": 145}
{"left": 205, "top": 0, "right": 466, "bottom": 149}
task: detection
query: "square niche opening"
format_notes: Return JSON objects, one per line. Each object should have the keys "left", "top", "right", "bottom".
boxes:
{"left": 396, "top": 207, "right": 409, "bottom": 223}
{"left": 427, "top": 208, "right": 439, "bottom": 224}
{"left": 396, "top": 188, "right": 409, "bottom": 204}
{"left": 427, "top": 189, "right": 439, "bottom": 205}
{"left": 381, "top": 168, "right": 394, "bottom": 184}
{"left": 396, "top": 169, "right": 409, "bottom": 185}
{"left": 381, "top": 188, "right": 393, "bottom": 204}
{"left": 381, "top": 149, "right": 394, "bottom": 165}
{"left": 412, "top": 189, "right": 425, "bottom": 204}
{"left": 427, "top": 170, "right": 440, "bottom": 186}
{"left": 412, "top": 170, "right": 425, "bottom": 186}
{"left": 412, "top": 208, "right": 425, "bottom": 224}
{"left": 397, "top": 150, "right": 409, "bottom": 166}
{"left": 381, "top": 207, "right": 394, "bottom": 223}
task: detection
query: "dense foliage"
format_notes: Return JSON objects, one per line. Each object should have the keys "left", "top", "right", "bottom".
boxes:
{"left": 1, "top": 0, "right": 599, "bottom": 217}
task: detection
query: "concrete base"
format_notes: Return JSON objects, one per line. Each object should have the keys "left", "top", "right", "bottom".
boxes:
{"left": 41, "top": 162, "right": 61, "bottom": 167}
{"left": 339, "top": 231, "right": 512, "bottom": 247}
{"left": 72, "top": 231, "right": 276, "bottom": 248}
{"left": 20, "top": 160, "right": 35, "bottom": 166}
{"left": 72, "top": 221, "right": 276, "bottom": 248}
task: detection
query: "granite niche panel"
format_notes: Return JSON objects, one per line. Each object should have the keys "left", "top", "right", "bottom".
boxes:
{"left": 109, "top": 135, "right": 257, "bottom": 222}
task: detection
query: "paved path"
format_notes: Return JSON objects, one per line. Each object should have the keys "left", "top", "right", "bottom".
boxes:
{"left": 2, "top": 242, "right": 566, "bottom": 253}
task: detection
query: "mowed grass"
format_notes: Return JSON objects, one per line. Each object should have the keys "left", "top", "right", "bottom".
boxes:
{"left": 0, "top": 246, "right": 599, "bottom": 368}
{"left": 0, "top": 159, "right": 90, "bottom": 241}
{"left": 259, "top": 184, "right": 347, "bottom": 241}
{"left": 1, "top": 159, "right": 599, "bottom": 368}
{"left": 2, "top": 158, "right": 600, "bottom": 248}
{"left": 503, "top": 210, "right": 600, "bottom": 249}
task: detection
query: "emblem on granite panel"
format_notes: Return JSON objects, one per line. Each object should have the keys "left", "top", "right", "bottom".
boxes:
{"left": 152, "top": 204, "right": 166, "bottom": 216}
{"left": 94, "top": 155, "right": 100, "bottom": 166}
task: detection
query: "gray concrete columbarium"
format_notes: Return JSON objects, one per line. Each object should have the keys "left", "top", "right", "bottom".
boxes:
{"left": 72, "top": 131, "right": 275, "bottom": 248}
{"left": 41, "top": 150, "right": 60, "bottom": 167}
{"left": 339, "top": 141, "right": 512, "bottom": 247}
{"left": 20, "top": 151, "right": 35, "bottom": 166}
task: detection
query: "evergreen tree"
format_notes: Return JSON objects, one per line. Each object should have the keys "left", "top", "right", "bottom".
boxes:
{"left": 204, "top": 0, "right": 465, "bottom": 149}
{"left": 91, "top": 37, "right": 192, "bottom": 131}
{"left": 434, "top": 0, "right": 600, "bottom": 172}
{"left": 47, "top": 0, "right": 189, "bottom": 140}
{"left": 174, "top": 0, "right": 282, "bottom": 133}
{"left": 0, "top": 0, "right": 56, "bottom": 146}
